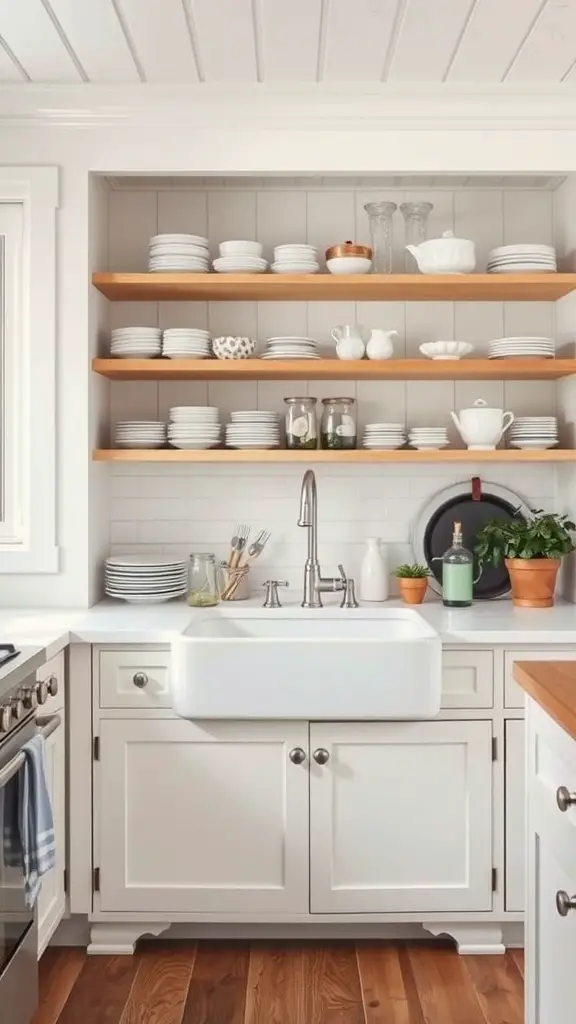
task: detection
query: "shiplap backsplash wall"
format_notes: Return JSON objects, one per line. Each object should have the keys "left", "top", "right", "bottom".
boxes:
{"left": 104, "top": 184, "right": 559, "bottom": 586}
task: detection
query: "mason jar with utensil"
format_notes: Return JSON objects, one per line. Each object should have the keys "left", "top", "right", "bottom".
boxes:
{"left": 320, "top": 397, "right": 357, "bottom": 450}
{"left": 284, "top": 397, "right": 318, "bottom": 449}
{"left": 188, "top": 553, "right": 219, "bottom": 607}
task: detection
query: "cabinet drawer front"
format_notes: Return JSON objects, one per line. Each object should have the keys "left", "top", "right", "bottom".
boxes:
{"left": 441, "top": 650, "right": 493, "bottom": 708}
{"left": 99, "top": 650, "right": 171, "bottom": 708}
{"left": 506, "top": 650, "right": 576, "bottom": 708}
{"left": 530, "top": 701, "right": 576, "bottom": 844}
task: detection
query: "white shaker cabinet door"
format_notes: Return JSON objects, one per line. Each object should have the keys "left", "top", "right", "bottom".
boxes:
{"left": 505, "top": 719, "right": 525, "bottom": 911}
{"left": 309, "top": 720, "right": 493, "bottom": 914}
{"left": 96, "top": 718, "right": 309, "bottom": 914}
{"left": 527, "top": 831, "right": 576, "bottom": 1024}
{"left": 37, "top": 712, "right": 66, "bottom": 956}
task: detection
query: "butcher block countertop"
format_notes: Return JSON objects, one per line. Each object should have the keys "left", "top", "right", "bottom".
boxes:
{"left": 514, "top": 661, "right": 576, "bottom": 742}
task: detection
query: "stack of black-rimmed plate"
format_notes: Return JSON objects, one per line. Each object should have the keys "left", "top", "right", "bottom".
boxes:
{"left": 105, "top": 555, "right": 188, "bottom": 603}
{"left": 487, "top": 244, "right": 556, "bottom": 274}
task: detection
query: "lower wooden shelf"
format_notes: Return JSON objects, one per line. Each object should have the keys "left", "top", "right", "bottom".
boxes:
{"left": 93, "top": 448, "right": 576, "bottom": 463}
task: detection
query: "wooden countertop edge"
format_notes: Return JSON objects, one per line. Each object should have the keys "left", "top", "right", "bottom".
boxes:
{"left": 514, "top": 661, "right": 576, "bottom": 741}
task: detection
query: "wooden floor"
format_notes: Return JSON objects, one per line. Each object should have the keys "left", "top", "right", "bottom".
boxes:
{"left": 33, "top": 941, "right": 525, "bottom": 1024}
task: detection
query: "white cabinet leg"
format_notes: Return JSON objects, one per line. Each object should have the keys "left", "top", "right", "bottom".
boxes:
{"left": 423, "top": 922, "right": 505, "bottom": 955}
{"left": 88, "top": 922, "right": 170, "bottom": 955}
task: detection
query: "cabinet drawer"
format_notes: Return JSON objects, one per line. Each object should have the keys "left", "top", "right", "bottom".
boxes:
{"left": 98, "top": 649, "right": 171, "bottom": 709}
{"left": 441, "top": 650, "right": 493, "bottom": 708}
{"left": 505, "top": 650, "right": 576, "bottom": 708}
{"left": 36, "top": 651, "right": 65, "bottom": 713}
{"left": 530, "top": 701, "right": 576, "bottom": 843}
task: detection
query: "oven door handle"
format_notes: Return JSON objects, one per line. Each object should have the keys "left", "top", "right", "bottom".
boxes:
{"left": 0, "top": 713, "right": 62, "bottom": 788}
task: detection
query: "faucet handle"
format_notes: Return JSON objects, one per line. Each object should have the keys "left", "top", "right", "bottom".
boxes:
{"left": 337, "top": 564, "right": 348, "bottom": 583}
{"left": 263, "top": 580, "right": 289, "bottom": 608}
{"left": 340, "top": 576, "right": 359, "bottom": 609}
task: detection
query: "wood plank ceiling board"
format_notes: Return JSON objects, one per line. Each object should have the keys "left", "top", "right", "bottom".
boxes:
{"left": 46, "top": 0, "right": 139, "bottom": 82}
{"left": 506, "top": 0, "right": 576, "bottom": 82}
{"left": 447, "top": 0, "right": 547, "bottom": 82}
{"left": 115, "top": 0, "right": 200, "bottom": 82}
{"left": 0, "top": 40, "right": 26, "bottom": 81}
{"left": 0, "top": 0, "right": 83, "bottom": 81}
{"left": 191, "top": 0, "right": 258, "bottom": 82}
{"left": 321, "top": 0, "right": 398, "bottom": 81}
{"left": 386, "top": 0, "right": 477, "bottom": 81}
{"left": 259, "top": 0, "right": 323, "bottom": 81}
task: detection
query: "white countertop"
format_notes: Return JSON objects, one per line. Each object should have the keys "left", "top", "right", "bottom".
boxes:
{"left": 0, "top": 596, "right": 575, "bottom": 653}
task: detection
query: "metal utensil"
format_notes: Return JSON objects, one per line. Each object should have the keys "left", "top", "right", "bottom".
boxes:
{"left": 228, "top": 523, "right": 250, "bottom": 569}
{"left": 242, "top": 529, "right": 271, "bottom": 565}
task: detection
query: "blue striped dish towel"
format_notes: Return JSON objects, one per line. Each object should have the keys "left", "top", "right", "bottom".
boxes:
{"left": 2, "top": 734, "right": 55, "bottom": 907}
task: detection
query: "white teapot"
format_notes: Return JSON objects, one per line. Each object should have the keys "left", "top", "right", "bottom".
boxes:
{"left": 451, "top": 398, "right": 514, "bottom": 450}
{"left": 406, "top": 230, "right": 476, "bottom": 274}
{"left": 366, "top": 329, "right": 398, "bottom": 360}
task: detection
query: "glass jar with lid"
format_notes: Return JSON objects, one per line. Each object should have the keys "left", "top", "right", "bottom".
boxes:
{"left": 188, "top": 552, "right": 219, "bottom": 607}
{"left": 320, "top": 397, "right": 357, "bottom": 450}
{"left": 284, "top": 397, "right": 318, "bottom": 450}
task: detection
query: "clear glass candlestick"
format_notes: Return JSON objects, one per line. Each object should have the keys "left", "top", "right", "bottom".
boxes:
{"left": 364, "top": 201, "right": 397, "bottom": 274}
{"left": 400, "top": 201, "right": 434, "bottom": 272}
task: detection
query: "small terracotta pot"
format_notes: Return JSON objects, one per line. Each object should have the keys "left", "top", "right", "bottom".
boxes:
{"left": 504, "top": 557, "right": 561, "bottom": 608}
{"left": 398, "top": 577, "right": 428, "bottom": 605}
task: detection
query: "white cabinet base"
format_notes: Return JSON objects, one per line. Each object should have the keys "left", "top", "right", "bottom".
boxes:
{"left": 424, "top": 921, "right": 505, "bottom": 955}
{"left": 87, "top": 921, "right": 170, "bottom": 955}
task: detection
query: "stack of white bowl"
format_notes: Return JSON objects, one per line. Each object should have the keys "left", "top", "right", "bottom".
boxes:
{"left": 509, "top": 417, "right": 559, "bottom": 450}
{"left": 213, "top": 241, "right": 268, "bottom": 274}
{"left": 162, "top": 328, "right": 212, "bottom": 359}
{"left": 168, "top": 406, "right": 221, "bottom": 450}
{"left": 362, "top": 423, "right": 407, "bottom": 450}
{"left": 262, "top": 336, "right": 320, "bottom": 360}
{"left": 148, "top": 234, "right": 210, "bottom": 272}
{"left": 115, "top": 421, "right": 167, "bottom": 449}
{"left": 271, "top": 244, "right": 319, "bottom": 274}
{"left": 110, "top": 327, "right": 162, "bottom": 358}
{"left": 105, "top": 555, "right": 188, "bottom": 604}
{"left": 408, "top": 426, "right": 450, "bottom": 450}
{"left": 226, "top": 411, "right": 281, "bottom": 449}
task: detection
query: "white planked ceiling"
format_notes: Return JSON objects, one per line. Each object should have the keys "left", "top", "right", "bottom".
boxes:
{"left": 0, "top": 0, "right": 575, "bottom": 85}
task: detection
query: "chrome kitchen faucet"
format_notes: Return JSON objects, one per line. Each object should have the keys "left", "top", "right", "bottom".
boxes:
{"left": 297, "top": 469, "right": 358, "bottom": 608}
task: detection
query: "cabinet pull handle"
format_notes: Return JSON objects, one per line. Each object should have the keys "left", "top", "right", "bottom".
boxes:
{"left": 289, "top": 747, "right": 306, "bottom": 765}
{"left": 313, "top": 748, "right": 330, "bottom": 765}
{"left": 556, "top": 786, "right": 576, "bottom": 812}
{"left": 556, "top": 890, "right": 576, "bottom": 916}
{"left": 133, "top": 672, "right": 149, "bottom": 688}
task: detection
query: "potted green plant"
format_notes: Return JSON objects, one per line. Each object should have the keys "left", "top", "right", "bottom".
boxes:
{"left": 394, "top": 564, "right": 430, "bottom": 605}
{"left": 474, "top": 510, "right": 576, "bottom": 608}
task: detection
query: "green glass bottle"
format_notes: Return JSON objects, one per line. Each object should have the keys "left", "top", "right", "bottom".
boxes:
{"left": 442, "top": 521, "right": 473, "bottom": 608}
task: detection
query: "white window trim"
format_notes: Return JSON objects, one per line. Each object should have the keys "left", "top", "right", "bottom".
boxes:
{"left": 0, "top": 168, "right": 58, "bottom": 573}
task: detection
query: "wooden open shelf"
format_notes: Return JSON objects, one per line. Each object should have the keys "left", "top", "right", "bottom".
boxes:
{"left": 92, "top": 357, "right": 576, "bottom": 382}
{"left": 93, "top": 449, "right": 576, "bottom": 464}
{"left": 91, "top": 272, "right": 576, "bottom": 303}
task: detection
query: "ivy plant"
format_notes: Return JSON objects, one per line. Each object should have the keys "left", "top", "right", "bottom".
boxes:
{"left": 475, "top": 510, "right": 576, "bottom": 569}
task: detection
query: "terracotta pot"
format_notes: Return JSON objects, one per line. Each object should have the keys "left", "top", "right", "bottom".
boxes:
{"left": 398, "top": 577, "right": 428, "bottom": 605}
{"left": 504, "top": 557, "right": 561, "bottom": 608}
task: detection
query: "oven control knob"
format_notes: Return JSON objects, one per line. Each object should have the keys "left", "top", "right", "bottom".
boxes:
{"left": 35, "top": 681, "right": 48, "bottom": 706}
{"left": 22, "top": 687, "right": 38, "bottom": 710}
{"left": 0, "top": 704, "right": 11, "bottom": 732}
{"left": 10, "top": 698, "right": 24, "bottom": 721}
{"left": 47, "top": 675, "right": 59, "bottom": 697}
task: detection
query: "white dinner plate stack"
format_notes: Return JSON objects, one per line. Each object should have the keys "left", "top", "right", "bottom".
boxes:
{"left": 168, "top": 406, "right": 221, "bottom": 450}
{"left": 487, "top": 244, "right": 557, "bottom": 274}
{"left": 148, "top": 234, "right": 210, "bottom": 272}
{"left": 271, "top": 244, "right": 320, "bottom": 274}
{"left": 488, "top": 336, "right": 555, "bottom": 360}
{"left": 362, "top": 423, "right": 407, "bottom": 450}
{"left": 105, "top": 555, "right": 188, "bottom": 604}
{"left": 509, "top": 417, "right": 559, "bottom": 450}
{"left": 262, "top": 336, "right": 320, "bottom": 360}
{"left": 408, "top": 426, "right": 450, "bottom": 450}
{"left": 115, "top": 421, "right": 167, "bottom": 449}
{"left": 162, "top": 328, "right": 212, "bottom": 359}
{"left": 110, "top": 327, "right": 162, "bottom": 358}
{"left": 226, "top": 411, "right": 280, "bottom": 449}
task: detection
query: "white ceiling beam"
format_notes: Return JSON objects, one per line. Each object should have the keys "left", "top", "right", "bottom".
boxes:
{"left": 0, "top": 36, "right": 28, "bottom": 81}
{"left": 0, "top": 0, "right": 83, "bottom": 81}
{"left": 322, "top": 0, "right": 398, "bottom": 82}
{"left": 115, "top": 0, "right": 199, "bottom": 83}
{"left": 190, "top": 0, "right": 257, "bottom": 82}
{"left": 506, "top": 0, "right": 576, "bottom": 82}
{"left": 447, "top": 0, "right": 547, "bottom": 83}
{"left": 46, "top": 0, "right": 139, "bottom": 82}
{"left": 387, "top": 0, "right": 478, "bottom": 82}
{"left": 259, "top": 0, "right": 323, "bottom": 81}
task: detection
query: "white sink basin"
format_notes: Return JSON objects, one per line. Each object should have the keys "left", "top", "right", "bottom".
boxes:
{"left": 171, "top": 607, "right": 441, "bottom": 720}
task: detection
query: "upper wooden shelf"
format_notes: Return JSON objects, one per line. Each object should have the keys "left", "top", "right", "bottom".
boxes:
{"left": 91, "top": 272, "right": 576, "bottom": 303}
{"left": 92, "top": 357, "right": 576, "bottom": 382}
{"left": 93, "top": 449, "right": 576, "bottom": 464}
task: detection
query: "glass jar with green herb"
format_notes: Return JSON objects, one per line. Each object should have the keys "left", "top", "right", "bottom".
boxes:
{"left": 320, "top": 397, "right": 357, "bottom": 450}
{"left": 187, "top": 552, "right": 219, "bottom": 607}
{"left": 284, "top": 397, "right": 318, "bottom": 450}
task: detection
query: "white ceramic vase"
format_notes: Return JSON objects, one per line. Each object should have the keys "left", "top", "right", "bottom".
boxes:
{"left": 359, "top": 538, "right": 389, "bottom": 602}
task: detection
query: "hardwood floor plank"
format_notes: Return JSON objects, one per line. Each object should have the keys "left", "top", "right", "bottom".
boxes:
{"left": 407, "top": 945, "right": 487, "bottom": 1024}
{"left": 33, "top": 949, "right": 87, "bottom": 1024}
{"left": 119, "top": 945, "right": 197, "bottom": 1024}
{"left": 357, "top": 943, "right": 420, "bottom": 1023}
{"left": 510, "top": 948, "right": 524, "bottom": 979}
{"left": 307, "top": 944, "right": 365, "bottom": 1024}
{"left": 181, "top": 943, "right": 250, "bottom": 1024}
{"left": 464, "top": 954, "right": 524, "bottom": 1024}
{"left": 244, "top": 944, "right": 307, "bottom": 1024}
{"left": 56, "top": 954, "right": 140, "bottom": 1024}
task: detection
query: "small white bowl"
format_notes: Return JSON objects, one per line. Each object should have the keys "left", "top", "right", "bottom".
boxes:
{"left": 219, "top": 240, "right": 263, "bottom": 258}
{"left": 419, "top": 341, "right": 475, "bottom": 360}
{"left": 212, "top": 336, "right": 257, "bottom": 360}
{"left": 326, "top": 257, "right": 372, "bottom": 275}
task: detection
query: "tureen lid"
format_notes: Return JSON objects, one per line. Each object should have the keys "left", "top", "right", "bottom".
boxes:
{"left": 325, "top": 240, "right": 372, "bottom": 259}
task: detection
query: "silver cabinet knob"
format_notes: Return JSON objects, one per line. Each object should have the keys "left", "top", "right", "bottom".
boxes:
{"left": 22, "top": 687, "right": 38, "bottom": 710}
{"left": 133, "top": 672, "right": 149, "bottom": 688}
{"left": 313, "top": 748, "right": 330, "bottom": 765}
{"left": 557, "top": 786, "right": 576, "bottom": 812}
{"left": 556, "top": 890, "right": 576, "bottom": 916}
{"left": 11, "top": 698, "right": 24, "bottom": 721}
{"left": 35, "top": 681, "right": 48, "bottom": 706}
{"left": 0, "top": 704, "right": 11, "bottom": 732}
{"left": 289, "top": 747, "right": 306, "bottom": 765}
{"left": 47, "top": 675, "right": 59, "bottom": 697}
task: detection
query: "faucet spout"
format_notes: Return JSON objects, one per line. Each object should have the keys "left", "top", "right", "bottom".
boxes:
{"left": 298, "top": 469, "right": 316, "bottom": 528}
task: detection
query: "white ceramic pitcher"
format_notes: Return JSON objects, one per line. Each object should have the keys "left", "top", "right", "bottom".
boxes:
{"left": 366, "top": 329, "right": 398, "bottom": 360}
{"left": 451, "top": 398, "right": 514, "bottom": 450}
{"left": 331, "top": 324, "right": 369, "bottom": 360}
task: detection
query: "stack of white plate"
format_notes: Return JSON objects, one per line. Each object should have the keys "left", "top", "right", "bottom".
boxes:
{"left": 487, "top": 244, "right": 557, "bottom": 274}
{"left": 148, "top": 234, "right": 210, "bottom": 272}
{"left": 408, "top": 426, "right": 450, "bottom": 450}
{"left": 271, "top": 244, "right": 320, "bottom": 274}
{"left": 262, "top": 337, "right": 320, "bottom": 360}
{"left": 213, "top": 240, "right": 268, "bottom": 274}
{"left": 105, "top": 555, "right": 188, "bottom": 604}
{"left": 509, "top": 417, "right": 559, "bottom": 450}
{"left": 110, "top": 327, "right": 162, "bottom": 358}
{"left": 162, "top": 328, "right": 212, "bottom": 359}
{"left": 226, "top": 411, "right": 281, "bottom": 449}
{"left": 168, "top": 407, "right": 221, "bottom": 450}
{"left": 115, "top": 421, "right": 167, "bottom": 449}
{"left": 488, "top": 336, "right": 555, "bottom": 359}
{"left": 362, "top": 423, "right": 407, "bottom": 450}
